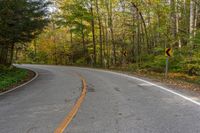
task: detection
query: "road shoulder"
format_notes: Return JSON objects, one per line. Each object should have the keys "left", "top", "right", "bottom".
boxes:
{"left": 73, "top": 66, "right": 200, "bottom": 104}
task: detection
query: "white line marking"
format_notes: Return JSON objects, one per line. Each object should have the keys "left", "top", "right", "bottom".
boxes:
{"left": 0, "top": 68, "right": 39, "bottom": 96}
{"left": 138, "top": 83, "right": 153, "bottom": 87}
{"left": 80, "top": 68, "right": 200, "bottom": 106}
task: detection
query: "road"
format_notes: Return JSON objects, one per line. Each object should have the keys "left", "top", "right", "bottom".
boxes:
{"left": 0, "top": 65, "right": 200, "bottom": 133}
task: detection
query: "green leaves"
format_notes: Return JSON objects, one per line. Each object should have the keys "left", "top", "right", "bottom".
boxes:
{"left": 56, "top": 0, "right": 92, "bottom": 34}
{"left": 0, "top": 0, "right": 51, "bottom": 65}
{"left": 192, "top": 31, "right": 200, "bottom": 45}
{"left": 0, "top": 0, "right": 51, "bottom": 44}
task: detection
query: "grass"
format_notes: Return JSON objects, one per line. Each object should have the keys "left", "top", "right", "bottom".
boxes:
{"left": 0, "top": 67, "right": 28, "bottom": 92}
{"left": 108, "top": 64, "right": 200, "bottom": 84}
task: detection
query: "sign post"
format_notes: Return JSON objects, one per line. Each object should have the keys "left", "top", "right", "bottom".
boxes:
{"left": 123, "top": 51, "right": 127, "bottom": 65}
{"left": 90, "top": 54, "right": 94, "bottom": 67}
{"left": 165, "top": 56, "right": 169, "bottom": 78}
{"left": 165, "top": 48, "right": 172, "bottom": 78}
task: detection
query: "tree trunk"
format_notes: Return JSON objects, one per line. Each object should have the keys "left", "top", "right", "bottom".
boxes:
{"left": 96, "top": 0, "right": 103, "bottom": 66}
{"left": 70, "top": 30, "right": 74, "bottom": 64}
{"left": 81, "top": 19, "right": 86, "bottom": 57}
{"left": 189, "top": 0, "right": 194, "bottom": 60}
{"left": 190, "top": 0, "right": 194, "bottom": 41}
{"left": 104, "top": 14, "right": 110, "bottom": 68}
{"left": 131, "top": 2, "right": 150, "bottom": 54}
{"left": 90, "top": 0, "right": 96, "bottom": 66}
{"left": 107, "top": 0, "right": 116, "bottom": 65}
{"left": 0, "top": 44, "right": 9, "bottom": 66}
{"left": 8, "top": 43, "right": 15, "bottom": 66}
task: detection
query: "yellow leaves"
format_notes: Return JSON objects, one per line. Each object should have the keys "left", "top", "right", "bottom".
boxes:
{"left": 56, "top": 0, "right": 74, "bottom": 8}
{"left": 133, "top": 70, "right": 200, "bottom": 92}
{"left": 27, "top": 25, "right": 71, "bottom": 57}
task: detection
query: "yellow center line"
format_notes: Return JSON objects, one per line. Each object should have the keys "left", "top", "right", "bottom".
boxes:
{"left": 54, "top": 74, "right": 87, "bottom": 133}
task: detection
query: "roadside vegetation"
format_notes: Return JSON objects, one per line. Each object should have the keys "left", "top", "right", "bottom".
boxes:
{"left": 0, "top": 0, "right": 200, "bottom": 90}
{"left": 0, "top": 0, "right": 50, "bottom": 91}
{"left": 0, "top": 0, "right": 50, "bottom": 66}
{"left": 0, "top": 67, "right": 28, "bottom": 92}
{"left": 16, "top": 0, "right": 200, "bottom": 86}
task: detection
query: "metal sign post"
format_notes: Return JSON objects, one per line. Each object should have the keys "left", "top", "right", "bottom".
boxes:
{"left": 165, "top": 48, "right": 172, "bottom": 78}
{"left": 165, "top": 56, "right": 169, "bottom": 78}
{"left": 90, "top": 54, "right": 94, "bottom": 67}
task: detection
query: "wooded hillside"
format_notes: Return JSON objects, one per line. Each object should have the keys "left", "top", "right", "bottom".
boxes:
{"left": 4, "top": 0, "right": 200, "bottom": 77}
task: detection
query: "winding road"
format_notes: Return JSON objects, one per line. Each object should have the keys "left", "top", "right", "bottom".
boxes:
{"left": 0, "top": 65, "right": 200, "bottom": 133}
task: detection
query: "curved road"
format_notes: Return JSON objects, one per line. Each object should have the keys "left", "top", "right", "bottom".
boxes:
{"left": 0, "top": 65, "right": 200, "bottom": 133}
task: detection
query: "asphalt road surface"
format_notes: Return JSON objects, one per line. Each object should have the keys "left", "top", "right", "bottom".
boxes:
{"left": 0, "top": 65, "right": 200, "bottom": 133}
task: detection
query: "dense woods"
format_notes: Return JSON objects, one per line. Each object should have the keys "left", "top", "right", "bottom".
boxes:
{"left": 0, "top": 0, "right": 50, "bottom": 66}
{"left": 1, "top": 0, "right": 200, "bottom": 77}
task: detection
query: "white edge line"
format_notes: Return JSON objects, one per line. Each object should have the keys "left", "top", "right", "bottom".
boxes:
{"left": 0, "top": 68, "right": 39, "bottom": 96}
{"left": 80, "top": 67, "right": 200, "bottom": 106}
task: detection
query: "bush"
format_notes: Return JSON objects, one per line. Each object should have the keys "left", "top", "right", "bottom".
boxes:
{"left": 143, "top": 55, "right": 166, "bottom": 73}
{"left": 76, "top": 57, "right": 87, "bottom": 65}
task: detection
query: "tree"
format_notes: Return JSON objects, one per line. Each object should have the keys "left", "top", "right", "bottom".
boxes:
{"left": 0, "top": 0, "right": 50, "bottom": 66}
{"left": 57, "top": 0, "right": 92, "bottom": 64}
{"left": 19, "top": 0, "right": 200, "bottom": 76}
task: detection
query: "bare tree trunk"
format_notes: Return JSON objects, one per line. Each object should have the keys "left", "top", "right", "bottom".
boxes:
{"left": 102, "top": 25, "right": 106, "bottom": 61}
{"left": 104, "top": 14, "right": 110, "bottom": 68}
{"left": 81, "top": 19, "right": 86, "bottom": 57}
{"left": 190, "top": 0, "right": 194, "bottom": 41}
{"left": 52, "top": 23, "right": 58, "bottom": 65}
{"left": 131, "top": 2, "right": 150, "bottom": 54}
{"left": 107, "top": 0, "right": 116, "bottom": 65}
{"left": 70, "top": 30, "right": 74, "bottom": 64}
{"left": 8, "top": 43, "right": 14, "bottom": 66}
{"left": 0, "top": 45, "right": 6, "bottom": 65}
{"left": 33, "top": 39, "right": 37, "bottom": 62}
{"left": 189, "top": 0, "right": 195, "bottom": 60}
{"left": 175, "top": 0, "right": 181, "bottom": 48}
{"left": 96, "top": 0, "right": 103, "bottom": 66}
{"left": 15, "top": 47, "right": 19, "bottom": 62}
{"left": 193, "top": 3, "right": 198, "bottom": 37}
{"left": 120, "top": 0, "right": 126, "bottom": 65}
{"left": 137, "top": 11, "right": 140, "bottom": 67}
{"left": 170, "top": 0, "right": 177, "bottom": 37}
{"left": 131, "top": 5, "right": 136, "bottom": 63}
{"left": 90, "top": 0, "right": 96, "bottom": 66}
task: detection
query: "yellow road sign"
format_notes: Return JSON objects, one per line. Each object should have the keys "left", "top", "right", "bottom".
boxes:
{"left": 124, "top": 51, "right": 127, "bottom": 57}
{"left": 165, "top": 48, "right": 173, "bottom": 57}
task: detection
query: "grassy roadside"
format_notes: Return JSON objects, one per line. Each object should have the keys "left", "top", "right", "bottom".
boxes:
{"left": 107, "top": 66, "right": 200, "bottom": 92}
{"left": 0, "top": 67, "right": 33, "bottom": 93}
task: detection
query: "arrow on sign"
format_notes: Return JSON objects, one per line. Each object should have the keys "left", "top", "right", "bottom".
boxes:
{"left": 165, "top": 48, "right": 172, "bottom": 78}
{"left": 165, "top": 48, "right": 172, "bottom": 57}
{"left": 124, "top": 51, "right": 127, "bottom": 57}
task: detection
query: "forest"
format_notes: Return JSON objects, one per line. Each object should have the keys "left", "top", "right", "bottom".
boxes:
{"left": 1, "top": 0, "right": 200, "bottom": 80}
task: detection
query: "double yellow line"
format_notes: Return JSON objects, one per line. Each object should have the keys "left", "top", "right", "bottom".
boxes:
{"left": 54, "top": 74, "right": 87, "bottom": 133}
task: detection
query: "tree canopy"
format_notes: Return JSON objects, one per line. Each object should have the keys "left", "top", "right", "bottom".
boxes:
{"left": 0, "top": 0, "right": 50, "bottom": 66}
{"left": 2, "top": 0, "right": 200, "bottom": 79}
